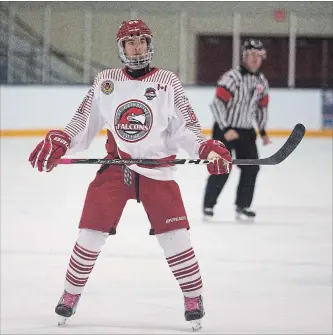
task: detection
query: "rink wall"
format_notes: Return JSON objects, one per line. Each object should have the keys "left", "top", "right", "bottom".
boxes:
{"left": 0, "top": 86, "right": 332, "bottom": 137}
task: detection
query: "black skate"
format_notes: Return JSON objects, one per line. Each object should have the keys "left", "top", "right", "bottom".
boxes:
{"left": 55, "top": 290, "right": 81, "bottom": 326}
{"left": 184, "top": 295, "right": 205, "bottom": 331}
{"left": 236, "top": 207, "right": 256, "bottom": 221}
{"left": 203, "top": 208, "right": 214, "bottom": 221}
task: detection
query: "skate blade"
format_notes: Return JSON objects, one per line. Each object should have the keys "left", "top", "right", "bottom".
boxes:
{"left": 190, "top": 319, "right": 202, "bottom": 331}
{"left": 57, "top": 316, "right": 68, "bottom": 326}
{"left": 203, "top": 215, "right": 213, "bottom": 222}
{"left": 235, "top": 214, "right": 255, "bottom": 222}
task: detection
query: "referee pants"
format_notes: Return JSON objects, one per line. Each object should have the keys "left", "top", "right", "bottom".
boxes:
{"left": 203, "top": 123, "right": 260, "bottom": 210}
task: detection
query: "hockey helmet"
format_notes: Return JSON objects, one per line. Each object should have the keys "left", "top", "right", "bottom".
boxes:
{"left": 116, "top": 19, "right": 154, "bottom": 69}
{"left": 242, "top": 38, "right": 266, "bottom": 59}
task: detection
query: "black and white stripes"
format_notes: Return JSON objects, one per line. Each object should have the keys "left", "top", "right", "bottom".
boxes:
{"left": 210, "top": 66, "right": 269, "bottom": 133}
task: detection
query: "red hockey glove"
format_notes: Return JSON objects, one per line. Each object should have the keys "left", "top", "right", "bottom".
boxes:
{"left": 28, "top": 130, "right": 71, "bottom": 172}
{"left": 199, "top": 139, "right": 232, "bottom": 175}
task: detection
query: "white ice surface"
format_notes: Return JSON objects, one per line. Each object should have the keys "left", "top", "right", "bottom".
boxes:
{"left": 1, "top": 137, "right": 332, "bottom": 334}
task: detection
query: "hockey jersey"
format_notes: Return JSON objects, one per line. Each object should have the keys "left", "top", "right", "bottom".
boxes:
{"left": 64, "top": 68, "right": 207, "bottom": 180}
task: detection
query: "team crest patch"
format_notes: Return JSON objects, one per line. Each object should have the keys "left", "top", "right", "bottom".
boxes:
{"left": 114, "top": 99, "right": 153, "bottom": 142}
{"left": 144, "top": 87, "right": 157, "bottom": 101}
{"left": 101, "top": 80, "right": 114, "bottom": 95}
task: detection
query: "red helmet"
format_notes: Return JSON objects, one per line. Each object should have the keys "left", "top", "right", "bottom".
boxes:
{"left": 116, "top": 20, "right": 154, "bottom": 69}
{"left": 117, "top": 20, "right": 153, "bottom": 41}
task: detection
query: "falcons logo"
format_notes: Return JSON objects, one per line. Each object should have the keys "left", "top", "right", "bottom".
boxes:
{"left": 114, "top": 100, "right": 153, "bottom": 142}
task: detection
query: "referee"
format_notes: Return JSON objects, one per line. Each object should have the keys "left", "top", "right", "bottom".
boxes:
{"left": 203, "top": 38, "right": 271, "bottom": 221}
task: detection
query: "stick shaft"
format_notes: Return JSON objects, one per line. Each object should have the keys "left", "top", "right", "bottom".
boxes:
{"left": 57, "top": 124, "right": 305, "bottom": 167}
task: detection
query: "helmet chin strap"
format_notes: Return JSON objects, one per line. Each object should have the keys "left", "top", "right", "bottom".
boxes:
{"left": 123, "top": 54, "right": 152, "bottom": 70}
{"left": 126, "top": 59, "right": 150, "bottom": 70}
{"left": 127, "top": 54, "right": 149, "bottom": 65}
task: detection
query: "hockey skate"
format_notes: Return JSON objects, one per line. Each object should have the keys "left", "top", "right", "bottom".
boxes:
{"left": 55, "top": 290, "right": 81, "bottom": 326}
{"left": 184, "top": 295, "right": 205, "bottom": 331}
{"left": 235, "top": 207, "right": 256, "bottom": 221}
{"left": 203, "top": 208, "right": 214, "bottom": 222}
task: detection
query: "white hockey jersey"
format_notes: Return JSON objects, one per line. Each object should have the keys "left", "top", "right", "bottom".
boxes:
{"left": 64, "top": 68, "right": 207, "bottom": 180}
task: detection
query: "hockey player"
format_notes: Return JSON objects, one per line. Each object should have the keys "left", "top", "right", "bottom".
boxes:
{"left": 28, "top": 20, "right": 232, "bottom": 331}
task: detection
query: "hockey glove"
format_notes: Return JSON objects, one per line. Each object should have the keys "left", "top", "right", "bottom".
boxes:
{"left": 28, "top": 130, "right": 71, "bottom": 172}
{"left": 199, "top": 139, "right": 232, "bottom": 175}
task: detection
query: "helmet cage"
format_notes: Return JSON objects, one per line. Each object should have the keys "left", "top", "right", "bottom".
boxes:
{"left": 117, "top": 34, "right": 154, "bottom": 70}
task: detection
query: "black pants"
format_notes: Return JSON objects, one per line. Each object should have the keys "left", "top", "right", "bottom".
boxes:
{"left": 203, "top": 123, "right": 260, "bottom": 210}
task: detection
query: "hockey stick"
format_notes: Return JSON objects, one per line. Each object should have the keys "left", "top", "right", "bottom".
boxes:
{"left": 57, "top": 123, "right": 305, "bottom": 166}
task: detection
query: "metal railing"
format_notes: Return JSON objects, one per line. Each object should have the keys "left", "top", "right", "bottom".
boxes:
{"left": 0, "top": 4, "right": 106, "bottom": 84}
{"left": 0, "top": 3, "right": 332, "bottom": 86}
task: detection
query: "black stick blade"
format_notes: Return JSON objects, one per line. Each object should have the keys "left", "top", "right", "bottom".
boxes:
{"left": 233, "top": 123, "right": 306, "bottom": 165}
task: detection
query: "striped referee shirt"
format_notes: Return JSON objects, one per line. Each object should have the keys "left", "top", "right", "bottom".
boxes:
{"left": 210, "top": 65, "right": 269, "bottom": 136}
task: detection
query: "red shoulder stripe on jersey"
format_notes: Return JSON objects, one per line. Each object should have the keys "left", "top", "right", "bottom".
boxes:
{"left": 259, "top": 95, "right": 269, "bottom": 107}
{"left": 216, "top": 86, "right": 232, "bottom": 103}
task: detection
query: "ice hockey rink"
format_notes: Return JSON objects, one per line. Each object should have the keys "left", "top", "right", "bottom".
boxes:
{"left": 1, "top": 137, "right": 332, "bottom": 334}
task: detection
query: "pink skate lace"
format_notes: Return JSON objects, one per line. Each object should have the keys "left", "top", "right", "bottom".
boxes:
{"left": 184, "top": 296, "right": 200, "bottom": 311}
{"left": 62, "top": 291, "right": 80, "bottom": 308}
